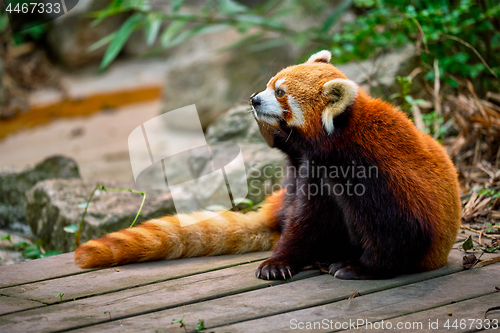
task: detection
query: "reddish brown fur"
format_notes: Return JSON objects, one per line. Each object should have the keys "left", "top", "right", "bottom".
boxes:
{"left": 76, "top": 54, "right": 461, "bottom": 279}
{"left": 255, "top": 60, "right": 461, "bottom": 276}
{"left": 74, "top": 190, "right": 284, "bottom": 268}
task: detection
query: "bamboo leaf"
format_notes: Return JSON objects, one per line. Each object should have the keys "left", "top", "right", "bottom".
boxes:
{"left": 171, "top": 0, "right": 185, "bottom": 12}
{"left": 64, "top": 224, "right": 79, "bottom": 234}
{"left": 99, "top": 13, "right": 143, "bottom": 71}
{"left": 205, "top": 204, "right": 229, "bottom": 212}
{"left": 87, "top": 32, "right": 117, "bottom": 53}
{"left": 161, "top": 20, "right": 188, "bottom": 48}
{"left": 145, "top": 13, "right": 161, "bottom": 46}
{"left": 219, "top": 0, "right": 247, "bottom": 14}
{"left": 321, "top": 0, "right": 353, "bottom": 32}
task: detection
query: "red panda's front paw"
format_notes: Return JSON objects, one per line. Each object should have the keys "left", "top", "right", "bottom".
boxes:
{"left": 256, "top": 259, "right": 298, "bottom": 280}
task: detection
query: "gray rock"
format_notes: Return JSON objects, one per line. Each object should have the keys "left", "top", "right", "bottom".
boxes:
{"left": 202, "top": 105, "right": 286, "bottom": 204}
{"left": 0, "top": 156, "right": 80, "bottom": 234}
{"left": 46, "top": 0, "right": 129, "bottom": 70}
{"left": 205, "top": 104, "right": 264, "bottom": 145}
{"left": 158, "top": 30, "right": 296, "bottom": 129}
{"left": 0, "top": 230, "right": 31, "bottom": 266}
{"left": 136, "top": 105, "right": 286, "bottom": 210}
{"left": 337, "top": 45, "right": 418, "bottom": 97}
{"left": 25, "top": 179, "right": 175, "bottom": 253}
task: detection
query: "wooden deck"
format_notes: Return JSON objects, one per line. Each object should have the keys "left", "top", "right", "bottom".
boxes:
{"left": 0, "top": 249, "right": 498, "bottom": 332}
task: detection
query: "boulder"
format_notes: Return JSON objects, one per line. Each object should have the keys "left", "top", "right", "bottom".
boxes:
{"left": 205, "top": 104, "right": 287, "bottom": 203}
{"left": 0, "top": 230, "right": 30, "bottom": 266}
{"left": 194, "top": 105, "right": 286, "bottom": 205}
{"left": 46, "top": 0, "right": 129, "bottom": 70}
{"left": 0, "top": 156, "right": 80, "bottom": 235}
{"left": 136, "top": 104, "right": 287, "bottom": 210}
{"left": 337, "top": 45, "right": 419, "bottom": 96}
{"left": 205, "top": 104, "right": 263, "bottom": 145}
{"left": 25, "top": 179, "right": 175, "bottom": 253}
{"left": 160, "top": 38, "right": 296, "bottom": 129}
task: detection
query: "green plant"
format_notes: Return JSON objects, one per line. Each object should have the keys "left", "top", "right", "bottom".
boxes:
{"left": 104, "top": 308, "right": 116, "bottom": 321}
{"left": 484, "top": 222, "right": 500, "bottom": 234}
{"left": 65, "top": 185, "right": 146, "bottom": 250}
{"left": 11, "top": 241, "right": 61, "bottom": 259}
{"left": 0, "top": 234, "right": 11, "bottom": 241}
{"left": 483, "top": 245, "right": 499, "bottom": 253}
{"left": 172, "top": 315, "right": 187, "bottom": 333}
{"left": 196, "top": 319, "right": 205, "bottom": 332}
{"left": 1, "top": 1, "right": 49, "bottom": 45}
{"left": 54, "top": 293, "right": 64, "bottom": 303}
{"left": 93, "top": 1, "right": 499, "bottom": 93}
{"left": 462, "top": 235, "right": 473, "bottom": 252}
{"left": 205, "top": 197, "right": 255, "bottom": 213}
{"left": 171, "top": 316, "right": 205, "bottom": 332}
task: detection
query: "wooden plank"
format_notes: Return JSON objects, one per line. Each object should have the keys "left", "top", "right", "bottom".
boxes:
{"left": 0, "top": 252, "right": 271, "bottom": 304}
{"left": 0, "top": 296, "right": 44, "bottom": 316}
{"left": 68, "top": 259, "right": 468, "bottom": 332}
{"left": 342, "top": 292, "right": 500, "bottom": 333}
{"left": 0, "top": 263, "right": 318, "bottom": 333}
{"left": 208, "top": 264, "right": 500, "bottom": 333}
{"left": 0, "top": 253, "right": 91, "bottom": 288}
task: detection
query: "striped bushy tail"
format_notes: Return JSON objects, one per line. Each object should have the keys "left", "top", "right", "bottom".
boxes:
{"left": 74, "top": 191, "right": 283, "bottom": 268}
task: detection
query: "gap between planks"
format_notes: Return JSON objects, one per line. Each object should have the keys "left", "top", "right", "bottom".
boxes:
{"left": 63, "top": 257, "right": 467, "bottom": 332}
{"left": 208, "top": 263, "right": 500, "bottom": 333}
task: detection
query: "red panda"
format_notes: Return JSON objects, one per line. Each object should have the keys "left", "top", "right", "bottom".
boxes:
{"left": 75, "top": 50, "right": 461, "bottom": 280}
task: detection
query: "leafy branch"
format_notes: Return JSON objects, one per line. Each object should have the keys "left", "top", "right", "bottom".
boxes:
{"left": 66, "top": 185, "right": 146, "bottom": 251}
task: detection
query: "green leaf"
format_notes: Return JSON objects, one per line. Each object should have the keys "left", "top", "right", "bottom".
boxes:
{"left": 205, "top": 204, "right": 230, "bottom": 212}
{"left": 219, "top": 32, "right": 264, "bottom": 52}
{"left": 23, "top": 245, "right": 42, "bottom": 259}
{"left": 88, "top": 32, "right": 117, "bottom": 53}
{"left": 12, "top": 241, "right": 29, "bottom": 248}
{"left": 483, "top": 246, "right": 500, "bottom": 253}
{"left": 78, "top": 202, "right": 91, "bottom": 209}
{"left": 196, "top": 319, "right": 205, "bottom": 332}
{"left": 64, "top": 224, "right": 79, "bottom": 234}
{"left": 413, "top": 99, "right": 427, "bottom": 105}
{"left": 321, "top": 0, "right": 353, "bottom": 32}
{"left": 462, "top": 236, "right": 473, "bottom": 252}
{"left": 172, "top": 315, "right": 185, "bottom": 324}
{"left": 234, "top": 198, "right": 254, "bottom": 207}
{"left": 163, "top": 24, "right": 227, "bottom": 49}
{"left": 41, "top": 251, "right": 62, "bottom": 258}
{"left": 99, "top": 13, "right": 143, "bottom": 71}
{"left": 161, "top": 20, "right": 188, "bottom": 48}
{"left": 171, "top": 0, "right": 185, "bottom": 12}
{"left": 219, "top": 0, "right": 247, "bottom": 14}
{"left": 0, "top": 234, "right": 11, "bottom": 241}
{"left": 90, "top": 0, "right": 127, "bottom": 27}
{"left": 145, "top": 13, "right": 162, "bottom": 46}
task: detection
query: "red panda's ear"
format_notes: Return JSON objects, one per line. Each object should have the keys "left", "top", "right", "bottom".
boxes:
{"left": 307, "top": 50, "right": 332, "bottom": 64}
{"left": 322, "top": 79, "right": 358, "bottom": 134}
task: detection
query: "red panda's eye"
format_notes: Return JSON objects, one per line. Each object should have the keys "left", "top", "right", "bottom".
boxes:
{"left": 276, "top": 89, "right": 285, "bottom": 97}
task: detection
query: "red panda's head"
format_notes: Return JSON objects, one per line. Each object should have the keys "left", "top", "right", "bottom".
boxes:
{"left": 250, "top": 50, "right": 358, "bottom": 142}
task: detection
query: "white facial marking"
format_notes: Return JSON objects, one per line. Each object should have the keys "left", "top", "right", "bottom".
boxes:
{"left": 287, "top": 96, "right": 304, "bottom": 127}
{"left": 252, "top": 88, "right": 283, "bottom": 126}
{"left": 275, "top": 78, "right": 286, "bottom": 90}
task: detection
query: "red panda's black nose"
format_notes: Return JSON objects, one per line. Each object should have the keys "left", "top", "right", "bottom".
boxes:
{"left": 251, "top": 96, "right": 261, "bottom": 107}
